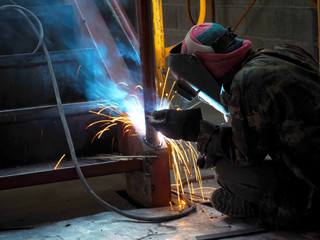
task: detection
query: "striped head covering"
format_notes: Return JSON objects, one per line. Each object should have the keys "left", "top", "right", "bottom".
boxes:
{"left": 181, "top": 23, "right": 252, "bottom": 80}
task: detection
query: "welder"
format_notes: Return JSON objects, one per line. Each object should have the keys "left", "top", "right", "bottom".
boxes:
{"left": 146, "top": 22, "right": 320, "bottom": 229}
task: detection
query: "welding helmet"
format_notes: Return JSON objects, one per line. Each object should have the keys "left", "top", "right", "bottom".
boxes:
{"left": 168, "top": 23, "right": 249, "bottom": 115}
{"left": 168, "top": 43, "right": 228, "bottom": 114}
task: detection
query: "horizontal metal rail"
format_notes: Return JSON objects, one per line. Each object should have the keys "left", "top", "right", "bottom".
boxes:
{"left": 0, "top": 157, "right": 147, "bottom": 190}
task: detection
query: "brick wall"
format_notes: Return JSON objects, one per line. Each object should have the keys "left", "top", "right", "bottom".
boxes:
{"left": 163, "top": 0, "right": 318, "bottom": 58}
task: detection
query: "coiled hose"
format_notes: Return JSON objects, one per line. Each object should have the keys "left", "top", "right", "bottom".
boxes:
{"left": 1, "top": 3, "right": 197, "bottom": 222}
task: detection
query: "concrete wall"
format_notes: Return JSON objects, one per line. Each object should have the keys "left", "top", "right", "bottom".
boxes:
{"left": 163, "top": 0, "right": 318, "bottom": 58}
{"left": 161, "top": 0, "right": 318, "bottom": 123}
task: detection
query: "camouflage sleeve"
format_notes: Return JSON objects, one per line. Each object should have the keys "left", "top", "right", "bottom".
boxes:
{"left": 196, "top": 58, "right": 279, "bottom": 167}
{"left": 227, "top": 78, "right": 274, "bottom": 166}
{"left": 196, "top": 120, "right": 235, "bottom": 168}
{"left": 196, "top": 68, "right": 274, "bottom": 168}
{"left": 197, "top": 45, "right": 320, "bottom": 169}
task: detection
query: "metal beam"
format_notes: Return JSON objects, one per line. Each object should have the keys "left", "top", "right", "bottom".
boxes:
{"left": 136, "top": 0, "right": 160, "bottom": 147}
{"left": 196, "top": 227, "right": 268, "bottom": 240}
{"left": 108, "top": 0, "right": 139, "bottom": 53}
{"left": 0, "top": 159, "right": 143, "bottom": 190}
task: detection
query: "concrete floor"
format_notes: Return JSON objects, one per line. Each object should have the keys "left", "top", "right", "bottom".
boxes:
{"left": 0, "top": 169, "right": 314, "bottom": 240}
{"left": 0, "top": 205, "right": 309, "bottom": 240}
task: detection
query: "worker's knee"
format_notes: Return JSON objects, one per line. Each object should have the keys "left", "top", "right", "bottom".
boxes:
{"left": 214, "top": 159, "right": 279, "bottom": 205}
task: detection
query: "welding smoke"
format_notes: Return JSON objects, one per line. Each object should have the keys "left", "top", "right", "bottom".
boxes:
{"left": 0, "top": 1, "right": 172, "bottom": 137}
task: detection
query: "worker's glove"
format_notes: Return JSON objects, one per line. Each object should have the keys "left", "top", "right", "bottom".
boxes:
{"left": 146, "top": 108, "right": 202, "bottom": 141}
{"left": 196, "top": 154, "right": 216, "bottom": 169}
{"left": 196, "top": 155, "right": 206, "bottom": 168}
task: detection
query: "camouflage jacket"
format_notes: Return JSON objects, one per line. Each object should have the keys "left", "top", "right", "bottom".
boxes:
{"left": 197, "top": 44, "right": 320, "bottom": 229}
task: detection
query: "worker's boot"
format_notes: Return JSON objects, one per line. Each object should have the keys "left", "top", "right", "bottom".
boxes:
{"left": 211, "top": 188, "right": 259, "bottom": 217}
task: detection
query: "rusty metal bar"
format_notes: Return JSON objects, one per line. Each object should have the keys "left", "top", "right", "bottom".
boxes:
{"left": 233, "top": 0, "right": 256, "bottom": 30}
{"left": 0, "top": 101, "right": 102, "bottom": 123}
{"left": 108, "top": 0, "right": 139, "bottom": 53}
{"left": 0, "top": 159, "right": 143, "bottom": 191}
{"left": 196, "top": 227, "right": 268, "bottom": 240}
{"left": 72, "top": 0, "right": 136, "bottom": 87}
{"left": 136, "top": 0, "right": 160, "bottom": 146}
{"left": 126, "top": 148, "right": 171, "bottom": 207}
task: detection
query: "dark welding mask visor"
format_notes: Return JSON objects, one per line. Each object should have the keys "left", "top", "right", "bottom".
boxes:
{"left": 168, "top": 43, "right": 229, "bottom": 115}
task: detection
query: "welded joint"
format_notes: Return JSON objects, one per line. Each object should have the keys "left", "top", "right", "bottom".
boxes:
{"left": 143, "top": 135, "right": 163, "bottom": 149}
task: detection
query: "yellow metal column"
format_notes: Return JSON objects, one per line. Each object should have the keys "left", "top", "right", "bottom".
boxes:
{"left": 197, "top": 0, "right": 207, "bottom": 24}
{"left": 152, "top": 0, "right": 208, "bottom": 97}
{"left": 152, "top": 0, "right": 168, "bottom": 100}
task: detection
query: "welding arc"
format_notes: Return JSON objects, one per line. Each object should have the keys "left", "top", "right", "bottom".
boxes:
{"left": 8, "top": 4, "right": 197, "bottom": 222}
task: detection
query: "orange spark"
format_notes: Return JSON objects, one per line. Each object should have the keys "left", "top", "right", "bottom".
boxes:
{"left": 115, "top": 82, "right": 129, "bottom": 87}
{"left": 167, "top": 81, "right": 176, "bottom": 104}
{"left": 134, "top": 85, "right": 143, "bottom": 90}
{"left": 160, "top": 67, "right": 170, "bottom": 108}
{"left": 202, "top": 208, "right": 215, "bottom": 222}
{"left": 169, "top": 201, "right": 174, "bottom": 211}
{"left": 86, "top": 82, "right": 207, "bottom": 209}
{"left": 166, "top": 137, "right": 206, "bottom": 205}
{"left": 125, "top": 94, "right": 140, "bottom": 103}
{"left": 76, "top": 65, "right": 82, "bottom": 81}
{"left": 86, "top": 103, "right": 138, "bottom": 144}
{"left": 178, "top": 199, "right": 187, "bottom": 211}
{"left": 54, "top": 154, "right": 66, "bottom": 170}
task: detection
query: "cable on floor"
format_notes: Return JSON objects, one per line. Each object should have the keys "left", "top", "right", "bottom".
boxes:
{"left": 2, "top": 3, "right": 197, "bottom": 222}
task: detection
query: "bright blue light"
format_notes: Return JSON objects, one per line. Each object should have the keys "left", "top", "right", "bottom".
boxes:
{"left": 187, "top": 82, "right": 230, "bottom": 116}
{"left": 198, "top": 91, "right": 229, "bottom": 115}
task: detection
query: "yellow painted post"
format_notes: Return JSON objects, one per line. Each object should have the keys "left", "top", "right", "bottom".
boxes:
{"left": 152, "top": 0, "right": 168, "bottom": 100}
{"left": 152, "top": 0, "right": 173, "bottom": 168}
{"left": 197, "top": 0, "right": 207, "bottom": 25}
